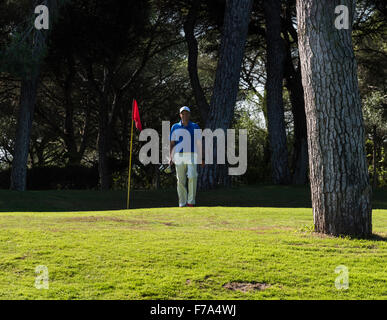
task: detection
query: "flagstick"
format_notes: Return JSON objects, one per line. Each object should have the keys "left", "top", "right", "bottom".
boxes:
{"left": 127, "top": 102, "right": 135, "bottom": 210}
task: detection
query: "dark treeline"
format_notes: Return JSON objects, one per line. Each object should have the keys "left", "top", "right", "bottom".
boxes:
{"left": 0, "top": 0, "right": 386, "bottom": 192}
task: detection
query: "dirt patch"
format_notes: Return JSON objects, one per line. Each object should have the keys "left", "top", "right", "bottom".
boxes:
{"left": 223, "top": 282, "right": 270, "bottom": 292}
{"left": 209, "top": 220, "right": 232, "bottom": 226}
{"left": 15, "top": 254, "right": 28, "bottom": 260}
{"left": 162, "top": 222, "right": 179, "bottom": 227}
{"left": 47, "top": 227, "right": 86, "bottom": 233}
{"left": 61, "top": 216, "right": 150, "bottom": 225}
{"left": 301, "top": 232, "right": 340, "bottom": 240}
{"left": 229, "top": 226, "right": 294, "bottom": 234}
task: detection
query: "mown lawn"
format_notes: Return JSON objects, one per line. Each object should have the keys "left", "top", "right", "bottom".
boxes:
{"left": 0, "top": 186, "right": 386, "bottom": 300}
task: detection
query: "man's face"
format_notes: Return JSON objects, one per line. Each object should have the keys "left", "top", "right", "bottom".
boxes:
{"left": 180, "top": 110, "right": 190, "bottom": 123}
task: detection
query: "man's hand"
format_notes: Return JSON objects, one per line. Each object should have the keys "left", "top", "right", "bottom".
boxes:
{"left": 200, "top": 159, "right": 205, "bottom": 168}
{"left": 169, "top": 158, "right": 174, "bottom": 167}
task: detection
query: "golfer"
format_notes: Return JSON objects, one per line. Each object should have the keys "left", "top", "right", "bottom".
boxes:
{"left": 169, "top": 106, "right": 204, "bottom": 207}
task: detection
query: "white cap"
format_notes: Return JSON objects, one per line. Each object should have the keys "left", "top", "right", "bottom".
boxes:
{"left": 179, "top": 106, "right": 191, "bottom": 113}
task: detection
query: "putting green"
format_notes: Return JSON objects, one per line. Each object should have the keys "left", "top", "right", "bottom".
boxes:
{"left": 0, "top": 206, "right": 386, "bottom": 300}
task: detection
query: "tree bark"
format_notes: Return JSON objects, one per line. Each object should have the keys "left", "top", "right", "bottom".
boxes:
{"left": 282, "top": 3, "right": 309, "bottom": 185}
{"left": 264, "top": 0, "right": 291, "bottom": 185}
{"left": 284, "top": 56, "right": 309, "bottom": 185}
{"left": 63, "top": 55, "right": 83, "bottom": 166}
{"left": 183, "top": 0, "right": 210, "bottom": 123}
{"left": 372, "top": 125, "right": 378, "bottom": 189}
{"left": 97, "top": 98, "right": 113, "bottom": 190}
{"left": 9, "top": 0, "right": 64, "bottom": 190}
{"left": 83, "top": 62, "right": 115, "bottom": 191}
{"left": 297, "top": 0, "right": 372, "bottom": 237}
{"left": 199, "top": 0, "right": 253, "bottom": 190}
{"left": 10, "top": 74, "right": 39, "bottom": 191}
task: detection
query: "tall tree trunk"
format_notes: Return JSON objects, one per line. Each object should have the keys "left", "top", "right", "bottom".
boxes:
{"left": 372, "top": 125, "right": 378, "bottom": 189}
{"left": 282, "top": 2, "right": 309, "bottom": 185}
{"left": 10, "top": 74, "right": 39, "bottom": 191}
{"left": 264, "top": 0, "right": 291, "bottom": 185}
{"left": 9, "top": 0, "right": 64, "bottom": 190}
{"left": 153, "top": 164, "right": 160, "bottom": 190}
{"left": 199, "top": 0, "right": 253, "bottom": 190}
{"left": 183, "top": 0, "right": 210, "bottom": 123}
{"left": 284, "top": 57, "right": 309, "bottom": 185}
{"left": 63, "top": 55, "right": 82, "bottom": 166}
{"left": 97, "top": 99, "right": 113, "bottom": 190}
{"left": 297, "top": 0, "right": 372, "bottom": 237}
{"left": 84, "top": 62, "right": 115, "bottom": 191}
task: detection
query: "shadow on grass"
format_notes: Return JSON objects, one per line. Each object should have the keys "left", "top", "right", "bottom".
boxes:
{"left": 369, "top": 234, "right": 387, "bottom": 242}
{"left": 0, "top": 184, "right": 386, "bottom": 212}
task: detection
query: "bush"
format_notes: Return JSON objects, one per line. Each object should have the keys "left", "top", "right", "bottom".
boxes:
{"left": 0, "top": 165, "right": 99, "bottom": 190}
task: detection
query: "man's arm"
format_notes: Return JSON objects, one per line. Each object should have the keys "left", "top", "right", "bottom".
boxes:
{"left": 170, "top": 140, "right": 175, "bottom": 166}
{"left": 170, "top": 124, "right": 176, "bottom": 166}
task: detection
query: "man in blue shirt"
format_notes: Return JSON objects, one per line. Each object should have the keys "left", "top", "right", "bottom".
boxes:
{"left": 170, "top": 106, "right": 204, "bottom": 207}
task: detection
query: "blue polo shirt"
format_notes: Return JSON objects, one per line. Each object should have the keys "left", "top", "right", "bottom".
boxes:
{"left": 170, "top": 120, "right": 201, "bottom": 153}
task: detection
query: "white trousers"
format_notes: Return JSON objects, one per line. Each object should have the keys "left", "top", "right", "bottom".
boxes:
{"left": 173, "top": 152, "right": 198, "bottom": 206}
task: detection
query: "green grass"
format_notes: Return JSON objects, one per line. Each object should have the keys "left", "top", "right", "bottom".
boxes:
{"left": 0, "top": 185, "right": 386, "bottom": 300}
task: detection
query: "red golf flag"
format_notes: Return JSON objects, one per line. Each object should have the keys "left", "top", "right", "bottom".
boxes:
{"left": 132, "top": 99, "right": 142, "bottom": 132}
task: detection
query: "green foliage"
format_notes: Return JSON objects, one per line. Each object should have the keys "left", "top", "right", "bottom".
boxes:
{"left": 1, "top": 0, "right": 386, "bottom": 190}
{"left": 377, "top": 147, "right": 387, "bottom": 187}
{"left": 363, "top": 90, "right": 387, "bottom": 128}
{"left": 0, "top": 0, "right": 73, "bottom": 78}
{"left": 0, "top": 30, "right": 47, "bottom": 78}
{"left": 233, "top": 102, "right": 271, "bottom": 184}
{"left": 363, "top": 90, "right": 387, "bottom": 186}
{"left": 49, "top": 0, "right": 151, "bottom": 62}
